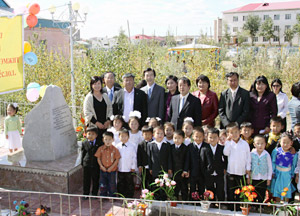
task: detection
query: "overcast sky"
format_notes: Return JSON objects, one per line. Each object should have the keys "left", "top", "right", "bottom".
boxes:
{"left": 7, "top": 0, "right": 292, "bottom": 39}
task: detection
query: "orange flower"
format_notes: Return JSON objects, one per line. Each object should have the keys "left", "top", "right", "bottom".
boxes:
{"left": 76, "top": 126, "right": 83, "bottom": 132}
{"left": 80, "top": 116, "right": 85, "bottom": 124}
{"left": 252, "top": 192, "right": 257, "bottom": 199}
{"left": 248, "top": 185, "right": 255, "bottom": 191}
{"left": 281, "top": 192, "right": 287, "bottom": 197}
{"left": 242, "top": 186, "right": 248, "bottom": 192}
{"left": 245, "top": 191, "right": 251, "bottom": 197}
{"left": 283, "top": 187, "right": 289, "bottom": 192}
{"left": 35, "top": 208, "right": 41, "bottom": 215}
{"left": 234, "top": 189, "right": 241, "bottom": 195}
{"left": 248, "top": 195, "right": 254, "bottom": 202}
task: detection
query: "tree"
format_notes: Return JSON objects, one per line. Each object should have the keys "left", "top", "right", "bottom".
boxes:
{"left": 260, "top": 18, "right": 275, "bottom": 45}
{"left": 284, "top": 28, "right": 295, "bottom": 46}
{"left": 237, "top": 30, "right": 249, "bottom": 45}
{"left": 223, "top": 23, "right": 231, "bottom": 45}
{"left": 293, "top": 15, "right": 300, "bottom": 44}
{"left": 243, "top": 15, "right": 261, "bottom": 46}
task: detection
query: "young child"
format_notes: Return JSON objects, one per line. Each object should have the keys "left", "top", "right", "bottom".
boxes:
{"left": 202, "top": 125, "right": 212, "bottom": 143}
{"left": 115, "top": 128, "right": 136, "bottom": 198}
{"left": 271, "top": 132, "right": 298, "bottom": 203}
{"left": 128, "top": 111, "right": 143, "bottom": 151}
{"left": 292, "top": 123, "right": 300, "bottom": 152}
{"left": 81, "top": 126, "right": 101, "bottom": 199}
{"left": 182, "top": 118, "right": 194, "bottom": 146}
{"left": 265, "top": 116, "right": 283, "bottom": 155}
{"left": 164, "top": 122, "right": 175, "bottom": 145}
{"left": 94, "top": 131, "right": 120, "bottom": 197}
{"left": 219, "top": 129, "right": 227, "bottom": 146}
{"left": 240, "top": 122, "right": 254, "bottom": 151}
{"left": 107, "top": 115, "right": 125, "bottom": 146}
{"left": 223, "top": 122, "right": 251, "bottom": 211}
{"left": 147, "top": 117, "right": 161, "bottom": 128}
{"left": 250, "top": 135, "right": 272, "bottom": 203}
{"left": 4, "top": 103, "right": 22, "bottom": 153}
{"left": 137, "top": 126, "right": 153, "bottom": 189}
{"left": 201, "top": 128, "right": 227, "bottom": 201}
{"left": 171, "top": 130, "right": 188, "bottom": 200}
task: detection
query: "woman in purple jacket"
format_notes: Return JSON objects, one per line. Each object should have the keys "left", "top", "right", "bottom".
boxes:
{"left": 249, "top": 76, "right": 278, "bottom": 135}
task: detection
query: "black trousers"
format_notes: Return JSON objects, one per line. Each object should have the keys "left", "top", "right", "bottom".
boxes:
{"left": 227, "top": 173, "right": 244, "bottom": 210}
{"left": 252, "top": 179, "right": 267, "bottom": 203}
{"left": 83, "top": 166, "right": 100, "bottom": 196}
{"left": 174, "top": 175, "right": 188, "bottom": 201}
{"left": 190, "top": 176, "right": 205, "bottom": 197}
{"left": 206, "top": 175, "right": 225, "bottom": 201}
{"left": 117, "top": 172, "right": 134, "bottom": 198}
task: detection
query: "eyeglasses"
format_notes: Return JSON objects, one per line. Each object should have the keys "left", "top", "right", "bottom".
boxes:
{"left": 272, "top": 85, "right": 280, "bottom": 88}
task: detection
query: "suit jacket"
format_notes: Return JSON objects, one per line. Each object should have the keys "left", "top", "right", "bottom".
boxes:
{"left": 102, "top": 85, "right": 121, "bottom": 95}
{"left": 168, "top": 94, "right": 202, "bottom": 130}
{"left": 81, "top": 140, "right": 100, "bottom": 168}
{"left": 137, "top": 140, "right": 151, "bottom": 167}
{"left": 147, "top": 141, "right": 172, "bottom": 178}
{"left": 164, "top": 91, "right": 180, "bottom": 122}
{"left": 112, "top": 88, "right": 148, "bottom": 124}
{"left": 219, "top": 87, "right": 250, "bottom": 128}
{"left": 141, "top": 84, "right": 165, "bottom": 119}
{"left": 170, "top": 144, "right": 188, "bottom": 175}
{"left": 288, "top": 96, "right": 300, "bottom": 129}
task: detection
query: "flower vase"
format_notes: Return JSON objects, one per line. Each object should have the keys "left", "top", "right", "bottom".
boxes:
{"left": 240, "top": 206, "right": 251, "bottom": 215}
{"left": 138, "top": 204, "right": 148, "bottom": 216}
{"left": 201, "top": 201, "right": 210, "bottom": 211}
{"left": 170, "top": 202, "right": 177, "bottom": 207}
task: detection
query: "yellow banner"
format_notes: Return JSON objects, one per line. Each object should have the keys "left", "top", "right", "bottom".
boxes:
{"left": 0, "top": 15, "right": 23, "bottom": 95}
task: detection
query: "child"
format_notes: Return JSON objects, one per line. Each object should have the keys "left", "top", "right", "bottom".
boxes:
{"left": 81, "top": 126, "right": 101, "bottom": 198}
{"left": 4, "top": 103, "right": 22, "bottom": 153}
{"left": 147, "top": 117, "right": 161, "bottom": 128}
{"left": 292, "top": 123, "right": 300, "bottom": 152}
{"left": 115, "top": 128, "right": 136, "bottom": 198}
{"left": 171, "top": 130, "right": 188, "bottom": 201}
{"left": 128, "top": 111, "right": 143, "bottom": 151}
{"left": 201, "top": 128, "right": 227, "bottom": 201}
{"left": 94, "top": 131, "right": 120, "bottom": 197}
{"left": 250, "top": 135, "right": 272, "bottom": 203}
{"left": 202, "top": 125, "right": 212, "bottom": 143}
{"left": 137, "top": 126, "right": 153, "bottom": 189}
{"left": 219, "top": 129, "right": 227, "bottom": 146}
{"left": 223, "top": 122, "right": 251, "bottom": 210}
{"left": 107, "top": 115, "right": 125, "bottom": 146}
{"left": 271, "top": 132, "right": 298, "bottom": 202}
{"left": 182, "top": 117, "right": 194, "bottom": 146}
{"left": 164, "top": 122, "right": 175, "bottom": 145}
{"left": 265, "top": 116, "right": 283, "bottom": 155}
{"left": 240, "top": 122, "right": 254, "bottom": 151}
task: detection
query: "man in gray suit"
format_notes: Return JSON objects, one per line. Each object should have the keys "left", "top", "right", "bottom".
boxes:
{"left": 141, "top": 68, "right": 165, "bottom": 120}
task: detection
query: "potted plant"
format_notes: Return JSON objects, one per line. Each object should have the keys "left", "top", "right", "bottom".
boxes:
{"left": 13, "top": 200, "right": 31, "bottom": 216}
{"left": 234, "top": 184, "right": 257, "bottom": 215}
{"left": 35, "top": 205, "right": 51, "bottom": 215}
{"left": 191, "top": 190, "right": 214, "bottom": 211}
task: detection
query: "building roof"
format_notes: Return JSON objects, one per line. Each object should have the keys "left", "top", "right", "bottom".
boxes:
{"left": 33, "top": 18, "right": 70, "bottom": 29}
{"left": 0, "top": 0, "right": 9, "bottom": 8}
{"left": 224, "top": 1, "right": 300, "bottom": 13}
{"left": 130, "top": 34, "right": 165, "bottom": 41}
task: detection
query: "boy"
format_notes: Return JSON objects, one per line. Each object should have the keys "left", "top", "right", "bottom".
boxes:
{"left": 137, "top": 126, "right": 153, "bottom": 189}
{"left": 293, "top": 123, "right": 300, "bottom": 152}
{"left": 81, "top": 126, "right": 101, "bottom": 199}
{"left": 164, "top": 122, "right": 175, "bottom": 144}
{"left": 94, "top": 131, "right": 120, "bottom": 197}
{"left": 201, "top": 128, "right": 227, "bottom": 201}
{"left": 184, "top": 126, "right": 208, "bottom": 197}
{"left": 171, "top": 130, "right": 188, "bottom": 200}
{"left": 240, "top": 122, "right": 254, "bottom": 151}
{"left": 265, "top": 116, "right": 283, "bottom": 155}
{"left": 223, "top": 122, "right": 251, "bottom": 211}
{"left": 115, "top": 128, "right": 136, "bottom": 198}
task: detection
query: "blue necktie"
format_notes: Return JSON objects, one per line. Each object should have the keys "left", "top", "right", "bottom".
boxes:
{"left": 148, "top": 87, "right": 152, "bottom": 100}
{"left": 109, "top": 90, "right": 113, "bottom": 102}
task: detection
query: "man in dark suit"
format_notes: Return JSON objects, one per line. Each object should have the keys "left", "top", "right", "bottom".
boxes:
{"left": 168, "top": 77, "right": 202, "bottom": 130}
{"left": 219, "top": 72, "right": 250, "bottom": 128}
{"left": 141, "top": 68, "right": 165, "bottom": 120}
{"left": 102, "top": 72, "right": 121, "bottom": 102}
{"left": 112, "top": 73, "right": 148, "bottom": 124}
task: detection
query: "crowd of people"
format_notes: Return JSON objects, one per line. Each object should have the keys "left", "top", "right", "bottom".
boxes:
{"left": 81, "top": 69, "right": 300, "bottom": 208}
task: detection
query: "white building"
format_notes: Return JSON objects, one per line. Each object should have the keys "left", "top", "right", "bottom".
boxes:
{"left": 216, "top": 1, "right": 300, "bottom": 45}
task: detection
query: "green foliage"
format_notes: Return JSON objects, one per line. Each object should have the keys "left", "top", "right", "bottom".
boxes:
{"left": 223, "top": 23, "right": 231, "bottom": 44}
{"left": 260, "top": 18, "right": 275, "bottom": 45}
{"left": 243, "top": 15, "right": 261, "bottom": 46}
{"left": 284, "top": 28, "right": 295, "bottom": 46}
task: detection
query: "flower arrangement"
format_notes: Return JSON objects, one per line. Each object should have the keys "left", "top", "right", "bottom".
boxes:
{"left": 127, "top": 200, "right": 148, "bottom": 216}
{"left": 152, "top": 172, "right": 177, "bottom": 201}
{"left": 76, "top": 115, "right": 86, "bottom": 141}
{"left": 234, "top": 184, "right": 257, "bottom": 207}
{"left": 35, "top": 205, "right": 51, "bottom": 215}
{"left": 13, "top": 200, "right": 31, "bottom": 216}
{"left": 191, "top": 190, "right": 214, "bottom": 201}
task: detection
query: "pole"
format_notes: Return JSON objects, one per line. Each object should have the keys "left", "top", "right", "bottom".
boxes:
{"left": 127, "top": 20, "right": 131, "bottom": 43}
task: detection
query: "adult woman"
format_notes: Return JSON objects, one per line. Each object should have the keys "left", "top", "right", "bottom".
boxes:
{"left": 288, "top": 82, "right": 300, "bottom": 129}
{"left": 164, "top": 75, "right": 179, "bottom": 121}
{"left": 83, "top": 76, "right": 112, "bottom": 144}
{"left": 249, "top": 76, "right": 278, "bottom": 135}
{"left": 271, "top": 78, "right": 289, "bottom": 131}
{"left": 192, "top": 74, "right": 218, "bottom": 127}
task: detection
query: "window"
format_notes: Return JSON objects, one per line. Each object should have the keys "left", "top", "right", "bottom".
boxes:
{"left": 274, "top": 25, "right": 280, "bottom": 32}
{"left": 284, "top": 36, "right": 289, "bottom": 42}
{"left": 233, "top": 27, "right": 238, "bottom": 32}
{"left": 273, "top": 36, "right": 279, "bottom": 42}
{"left": 285, "top": 14, "right": 291, "bottom": 19}
{"left": 274, "top": 14, "right": 280, "bottom": 20}
{"left": 253, "top": 37, "right": 258, "bottom": 42}
{"left": 285, "top": 25, "right": 291, "bottom": 30}
{"left": 233, "top": 16, "right": 238, "bottom": 22}
{"left": 263, "top": 15, "right": 270, "bottom": 20}
{"left": 243, "top": 16, "right": 248, "bottom": 21}
{"left": 263, "top": 37, "right": 268, "bottom": 42}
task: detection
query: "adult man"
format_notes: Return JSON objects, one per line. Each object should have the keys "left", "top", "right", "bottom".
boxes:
{"left": 218, "top": 72, "right": 250, "bottom": 128}
{"left": 102, "top": 72, "right": 121, "bottom": 102}
{"left": 141, "top": 68, "right": 165, "bottom": 120}
{"left": 168, "top": 77, "right": 202, "bottom": 129}
{"left": 112, "top": 73, "right": 148, "bottom": 124}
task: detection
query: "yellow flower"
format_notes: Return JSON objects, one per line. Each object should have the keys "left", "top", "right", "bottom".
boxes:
{"left": 283, "top": 187, "right": 289, "bottom": 192}
{"left": 242, "top": 186, "right": 248, "bottom": 192}
{"left": 234, "top": 189, "right": 241, "bottom": 195}
{"left": 248, "top": 185, "right": 255, "bottom": 191}
{"left": 248, "top": 195, "right": 254, "bottom": 202}
{"left": 281, "top": 192, "right": 287, "bottom": 197}
{"left": 245, "top": 191, "right": 251, "bottom": 197}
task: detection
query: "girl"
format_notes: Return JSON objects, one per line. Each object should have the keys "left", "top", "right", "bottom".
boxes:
{"left": 5, "top": 103, "right": 22, "bottom": 153}
{"left": 146, "top": 117, "right": 161, "bottom": 129}
{"left": 107, "top": 115, "right": 125, "bottom": 146}
{"left": 219, "top": 129, "right": 227, "bottom": 146}
{"left": 164, "top": 122, "right": 175, "bottom": 144}
{"left": 182, "top": 118, "right": 194, "bottom": 146}
{"left": 128, "top": 111, "right": 143, "bottom": 151}
{"left": 270, "top": 132, "right": 298, "bottom": 202}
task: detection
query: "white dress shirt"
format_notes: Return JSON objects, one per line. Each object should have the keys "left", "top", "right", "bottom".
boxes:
{"left": 129, "top": 130, "right": 143, "bottom": 151}
{"left": 154, "top": 140, "right": 163, "bottom": 150}
{"left": 251, "top": 149, "right": 272, "bottom": 180}
{"left": 123, "top": 88, "right": 134, "bottom": 122}
{"left": 116, "top": 141, "right": 137, "bottom": 172}
{"left": 194, "top": 142, "right": 202, "bottom": 150}
{"left": 224, "top": 138, "right": 251, "bottom": 175}
{"left": 276, "top": 91, "right": 289, "bottom": 119}
{"left": 184, "top": 138, "right": 191, "bottom": 146}
{"left": 147, "top": 83, "right": 155, "bottom": 97}
{"left": 107, "top": 127, "right": 120, "bottom": 146}
{"left": 230, "top": 86, "right": 239, "bottom": 100}
{"left": 210, "top": 144, "right": 218, "bottom": 176}
{"left": 179, "top": 93, "right": 189, "bottom": 112}
{"left": 164, "top": 137, "right": 174, "bottom": 145}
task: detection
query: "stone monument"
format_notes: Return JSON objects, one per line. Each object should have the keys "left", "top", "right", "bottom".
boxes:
{"left": 23, "top": 85, "right": 77, "bottom": 161}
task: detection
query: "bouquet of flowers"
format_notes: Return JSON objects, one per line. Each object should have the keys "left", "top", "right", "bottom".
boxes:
{"left": 127, "top": 200, "right": 148, "bottom": 216}
{"left": 152, "top": 172, "right": 176, "bottom": 200}
{"left": 76, "top": 115, "right": 86, "bottom": 141}
{"left": 191, "top": 190, "right": 214, "bottom": 201}
{"left": 234, "top": 184, "right": 257, "bottom": 207}
{"left": 13, "top": 200, "right": 31, "bottom": 216}
{"left": 35, "top": 205, "right": 51, "bottom": 215}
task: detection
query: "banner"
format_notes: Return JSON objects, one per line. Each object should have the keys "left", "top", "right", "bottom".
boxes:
{"left": 0, "top": 15, "right": 24, "bottom": 95}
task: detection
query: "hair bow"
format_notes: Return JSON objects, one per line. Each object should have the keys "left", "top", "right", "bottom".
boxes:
{"left": 129, "top": 110, "right": 141, "bottom": 119}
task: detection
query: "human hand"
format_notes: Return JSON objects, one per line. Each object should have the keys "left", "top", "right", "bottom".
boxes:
{"left": 227, "top": 134, "right": 232, "bottom": 141}
{"left": 6, "top": 135, "right": 8, "bottom": 139}
{"left": 264, "top": 127, "right": 271, "bottom": 134}
{"left": 96, "top": 122, "right": 105, "bottom": 129}
{"left": 185, "top": 172, "right": 190, "bottom": 178}
{"left": 130, "top": 169, "right": 135, "bottom": 173}
{"left": 247, "top": 178, "right": 250, "bottom": 185}
{"left": 100, "top": 166, "right": 107, "bottom": 172}
{"left": 104, "top": 120, "right": 110, "bottom": 129}
{"left": 107, "top": 167, "right": 112, "bottom": 173}
{"left": 149, "top": 170, "right": 152, "bottom": 175}
{"left": 290, "top": 147, "right": 296, "bottom": 155}
{"left": 139, "top": 167, "right": 143, "bottom": 174}
{"left": 296, "top": 175, "right": 299, "bottom": 184}
{"left": 168, "top": 170, "right": 173, "bottom": 177}
{"left": 181, "top": 172, "right": 185, "bottom": 177}
{"left": 267, "top": 180, "right": 271, "bottom": 186}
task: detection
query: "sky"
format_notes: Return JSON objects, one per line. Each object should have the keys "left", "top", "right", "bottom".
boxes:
{"left": 6, "top": 0, "right": 293, "bottom": 39}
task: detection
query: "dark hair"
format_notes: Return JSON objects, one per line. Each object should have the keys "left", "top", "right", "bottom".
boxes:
{"left": 225, "top": 72, "right": 239, "bottom": 79}
{"left": 291, "top": 82, "right": 300, "bottom": 98}
{"left": 112, "top": 115, "right": 125, "bottom": 126}
{"left": 196, "top": 74, "right": 211, "bottom": 89}
{"left": 90, "top": 76, "right": 103, "bottom": 93}
{"left": 142, "top": 126, "right": 153, "bottom": 133}
{"left": 294, "top": 123, "right": 300, "bottom": 128}
{"left": 193, "top": 126, "right": 204, "bottom": 134}
{"left": 153, "top": 126, "right": 164, "bottom": 134}
{"left": 271, "top": 78, "right": 283, "bottom": 93}
{"left": 174, "top": 129, "right": 185, "bottom": 138}
{"left": 119, "top": 127, "right": 129, "bottom": 136}
{"left": 182, "top": 119, "right": 194, "bottom": 128}
{"left": 254, "top": 134, "right": 266, "bottom": 142}
{"left": 148, "top": 117, "right": 161, "bottom": 126}
{"left": 178, "top": 77, "right": 191, "bottom": 87}
{"left": 128, "top": 116, "right": 140, "bottom": 126}
{"left": 219, "top": 129, "right": 227, "bottom": 136}
{"left": 7, "top": 104, "right": 18, "bottom": 114}
{"left": 226, "top": 122, "right": 240, "bottom": 131}
{"left": 103, "top": 131, "right": 114, "bottom": 139}
{"left": 86, "top": 126, "right": 98, "bottom": 134}
{"left": 104, "top": 71, "right": 116, "bottom": 78}
{"left": 281, "top": 131, "right": 294, "bottom": 141}
{"left": 165, "top": 75, "right": 178, "bottom": 85}
{"left": 240, "top": 122, "right": 253, "bottom": 129}
{"left": 143, "top": 68, "right": 156, "bottom": 77}
{"left": 164, "top": 122, "right": 175, "bottom": 131}
{"left": 270, "top": 116, "right": 283, "bottom": 124}
{"left": 251, "top": 75, "right": 271, "bottom": 96}
{"left": 207, "top": 128, "right": 219, "bottom": 136}
{"left": 136, "top": 79, "right": 147, "bottom": 89}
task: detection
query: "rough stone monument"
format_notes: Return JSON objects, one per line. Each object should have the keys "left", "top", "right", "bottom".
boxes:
{"left": 23, "top": 85, "right": 77, "bottom": 161}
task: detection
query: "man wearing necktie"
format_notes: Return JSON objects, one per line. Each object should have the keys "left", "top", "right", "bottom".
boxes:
{"left": 102, "top": 72, "right": 121, "bottom": 102}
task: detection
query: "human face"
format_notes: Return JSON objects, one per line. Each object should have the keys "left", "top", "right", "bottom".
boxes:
{"left": 270, "top": 121, "right": 283, "bottom": 135}
{"left": 178, "top": 80, "right": 190, "bottom": 96}
{"left": 154, "top": 129, "right": 164, "bottom": 142}
{"left": 182, "top": 124, "right": 193, "bottom": 138}
{"left": 92, "top": 80, "right": 102, "bottom": 93}
{"left": 173, "top": 134, "right": 184, "bottom": 146}
{"left": 280, "top": 136, "right": 293, "bottom": 152}
{"left": 129, "top": 118, "right": 139, "bottom": 133}
{"left": 103, "top": 135, "right": 114, "bottom": 146}
{"left": 113, "top": 119, "right": 123, "bottom": 131}
{"left": 219, "top": 134, "right": 227, "bottom": 145}
{"left": 192, "top": 131, "right": 204, "bottom": 145}
{"left": 294, "top": 126, "right": 300, "bottom": 138}
{"left": 164, "top": 126, "right": 174, "bottom": 139}
{"left": 119, "top": 132, "right": 129, "bottom": 143}
{"left": 254, "top": 137, "right": 266, "bottom": 154}
{"left": 228, "top": 127, "right": 240, "bottom": 142}
{"left": 123, "top": 77, "right": 134, "bottom": 92}
{"left": 241, "top": 127, "right": 253, "bottom": 139}
{"left": 197, "top": 80, "right": 209, "bottom": 93}
{"left": 227, "top": 75, "right": 239, "bottom": 90}
{"left": 207, "top": 133, "right": 219, "bottom": 146}
{"left": 272, "top": 82, "right": 281, "bottom": 95}
{"left": 104, "top": 73, "right": 115, "bottom": 88}
{"left": 86, "top": 131, "right": 97, "bottom": 142}
{"left": 7, "top": 106, "right": 16, "bottom": 116}
{"left": 167, "top": 79, "right": 177, "bottom": 94}
{"left": 144, "top": 71, "right": 155, "bottom": 86}
{"left": 142, "top": 131, "right": 153, "bottom": 142}
{"left": 149, "top": 119, "right": 158, "bottom": 128}
{"left": 256, "top": 81, "right": 267, "bottom": 95}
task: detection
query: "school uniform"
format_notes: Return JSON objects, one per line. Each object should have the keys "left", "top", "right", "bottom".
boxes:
{"left": 137, "top": 139, "right": 152, "bottom": 189}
